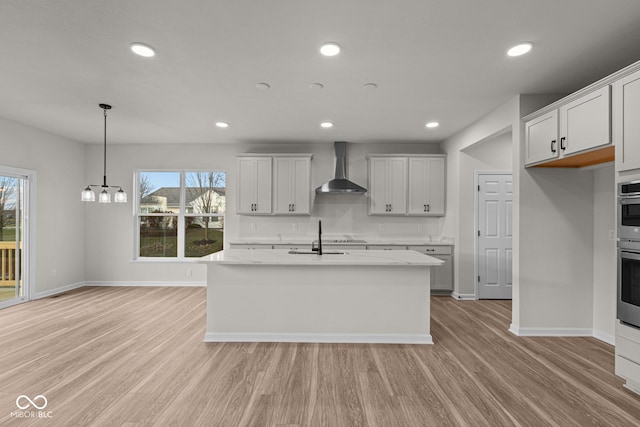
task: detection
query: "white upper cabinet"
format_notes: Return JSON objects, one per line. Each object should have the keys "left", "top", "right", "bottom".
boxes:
{"left": 273, "top": 156, "right": 312, "bottom": 215}
{"left": 525, "top": 110, "right": 559, "bottom": 165}
{"left": 525, "top": 86, "right": 611, "bottom": 167}
{"left": 559, "top": 85, "right": 611, "bottom": 156}
{"left": 407, "top": 156, "right": 446, "bottom": 216}
{"left": 369, "top": 155, "right": 445, "bottom": 216}
{"left": 369, "top": 157, "right": 407, "bottom": 215}
{"left": 236, "top": 157, "right": 273, "bottom": 215}
{"left": 614, "top": 68, "right": 640, "bottom": 172}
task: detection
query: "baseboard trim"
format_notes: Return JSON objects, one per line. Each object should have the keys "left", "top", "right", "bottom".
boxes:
{"left": 593, "top": 330, "right": 615, "bottom": 346}
{"left": 203, "top": 332, "right": 434, "bottom": 345}
{"left": 509, "top": 324, "right": 614, "bottom": 344}
{"left": 85, "top": 281, "right": 206, "bottom": 287}
{"left": 451, "top": 292, "right": 476, "bottom": 300}
{"left": 32, "top": 281, "right": 85, "bottom": 299}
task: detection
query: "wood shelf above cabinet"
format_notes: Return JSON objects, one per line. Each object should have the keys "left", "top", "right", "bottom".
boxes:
{"left": 531, "top": 145, "right": 614, "bottom": 168}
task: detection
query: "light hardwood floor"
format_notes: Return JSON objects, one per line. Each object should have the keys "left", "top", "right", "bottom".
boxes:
{"left": 0, "top": 286, "right": 639, "bottom": 426}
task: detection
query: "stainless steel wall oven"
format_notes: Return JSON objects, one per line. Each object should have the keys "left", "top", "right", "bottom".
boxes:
{"left": 618, "top": 181, "right": 640, "bottom": 329}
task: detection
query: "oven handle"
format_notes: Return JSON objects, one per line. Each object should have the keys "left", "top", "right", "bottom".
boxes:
{"left": 621, "top": 250, "right": 640, "bottom": 261}
{"left": 620, "top": 197, "right": 640, "bottom": 205}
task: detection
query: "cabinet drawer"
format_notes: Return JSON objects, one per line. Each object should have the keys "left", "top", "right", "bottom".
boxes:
{"left": 230, "top": 244, "right": 273, "bottom": 250}
{"left": 273, "top": 244, "right": 311, "bottom": 250}
{"left": 616, "top": 354, "right": 640, "bottom": 380}
{"left": 408, "top": 245, "right": 452, "bottom": 255}
{"left": 617, "top": 321, "right": 640, "bottom": 345}
{"left": 366, "top": 245, "right": 408, "bottom": 250}
{"left": 616, "top": 336, "right": 640, "bottom": 363}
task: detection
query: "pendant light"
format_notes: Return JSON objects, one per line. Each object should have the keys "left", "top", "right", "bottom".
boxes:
{"left": 81, "top": 104, "right": 127, "bottom": 203}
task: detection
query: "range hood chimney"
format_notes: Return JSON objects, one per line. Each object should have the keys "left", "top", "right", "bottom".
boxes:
{"left": 315, "top": 141, "right": 367, "bottom": 194}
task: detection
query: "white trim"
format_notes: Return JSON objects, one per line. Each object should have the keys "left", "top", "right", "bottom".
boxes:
{"left": 509, "top": 325, "right": 593, "bottom": 337}
{"left": 451, "top": 292, "right": 476, "bottom": 300}
{"left": 593, "top": 330, "right": 615, "bottom": 345}
{"left": 203, "top": 332, "right": 433, "bottom": 344}
{"left": 85, "top": 280, "right": 206, "bottom": 287}
{"left": 32, "top": 281, "right": 85, "bottom": 299}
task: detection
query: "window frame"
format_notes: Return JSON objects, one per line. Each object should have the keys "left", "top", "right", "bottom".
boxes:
{"left": 134, "top": 169, "right": 226, "bottom": 262}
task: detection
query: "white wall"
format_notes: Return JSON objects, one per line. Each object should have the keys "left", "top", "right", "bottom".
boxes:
{"left": 593, "top": 165, "right": 616, "bottom": 343}
{"left": 83, "top": 141, "right": 443, "bottom": 285}
{"left": 457, "top": 132, "right": 513, "bottom": 296}
{"left": 0, "top": 117, "right": 86, "bottom": 296}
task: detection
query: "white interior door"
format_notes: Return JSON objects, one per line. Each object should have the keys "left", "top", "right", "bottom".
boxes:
{"left": 477, "top": 173, "right": 512, "bottom": 299}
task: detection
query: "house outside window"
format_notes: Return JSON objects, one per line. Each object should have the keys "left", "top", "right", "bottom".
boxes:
{"left": 136, "top": 170, "right": 225, "bottom": 259}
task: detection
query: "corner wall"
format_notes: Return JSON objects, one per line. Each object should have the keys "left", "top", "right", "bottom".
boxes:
{"left": 0, "top": 117, "right": 86, "bottom": 297}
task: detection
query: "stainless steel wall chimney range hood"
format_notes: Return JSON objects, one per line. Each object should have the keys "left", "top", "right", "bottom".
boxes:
{"left": 315, "top": 141, "right": 367, "bottom": 194}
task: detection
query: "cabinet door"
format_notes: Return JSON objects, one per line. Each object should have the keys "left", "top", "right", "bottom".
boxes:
{"left": 560, "top": 85, "right": 611, "bottom": 156}
{"left": 291, "top": 157, "right": 311, "bottom": 214}
{"left": 431, "top": 254, "right": 453, "bottom": 291}
{"left": 387, "top": 157, "right": 407, "bottom": 214}
{"left": 525, "top": 110, "right": 559, "bottom": 166}
{"left": 254, "top": 158, "right": 272, "bottom": 214}
{"left": 408, "top": 157, "right": 445, "bottom": 216}
{"left": 273, "top": 158, "right": 293, "bottom": 214}
{"left": 369, "top": 157, "right": 390, "bottom": 214}
{"left": 237, "top": 157, "right": 258, "bottom": 214}
{"left": 615, "top": 69, "right": 640, "bottom": 171}
{"left": 273, "top": 157, "right": 311, "bottom": 215}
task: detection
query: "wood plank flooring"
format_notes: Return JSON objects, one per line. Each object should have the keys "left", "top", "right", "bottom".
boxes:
{"left": 0, "top": 286, "right": 639, "bottom": 426}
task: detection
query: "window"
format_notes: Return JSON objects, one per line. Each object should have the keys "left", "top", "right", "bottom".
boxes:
{"left": 136, "top": 170, "right": 226, "bottom": 259}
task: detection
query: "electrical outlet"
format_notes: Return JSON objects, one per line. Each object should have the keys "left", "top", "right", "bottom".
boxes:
{"left": 187, "top": 268, "right": 192, "bottom": 277}
{"left": 292, "top": 223, "right": 298, "bottom": 231}
{"left": 51, "top": 270, "right": 57, "bottom": 278}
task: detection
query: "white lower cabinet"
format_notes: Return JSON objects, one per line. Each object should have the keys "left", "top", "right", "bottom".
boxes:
{"left": 616, "top": 321, "right": 640, "bottom": 394}
{"left": 409, "top": 245, "right": 453, "bottom": 292}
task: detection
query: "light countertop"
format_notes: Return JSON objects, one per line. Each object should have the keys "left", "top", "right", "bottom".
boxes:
{"left": 228, "top": 237, "right": 454, "bottom": 246}
{"left": 200, "top": 249, "right": 444, "bottom": 266}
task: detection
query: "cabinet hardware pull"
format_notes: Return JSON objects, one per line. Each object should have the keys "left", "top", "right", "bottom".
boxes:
{"left": 426, "top": 204, "right": 430, "bottom": 212}
{"left": 389, "top": 204, "right": 392, "bottom": 212}
{"left": 550, "top": 140, "right": 557, "bottom": 153}
{"left": 292, "top": 204, "right": 295, "bottom": 212}
{"left": 288, "top": 204, "right": 292, "bottom": 211}
{"left": 424, "top": 204, "right": 427, "bottom": 212}
{"left": 560, "top": 137, "right": 566, "bottom": 151}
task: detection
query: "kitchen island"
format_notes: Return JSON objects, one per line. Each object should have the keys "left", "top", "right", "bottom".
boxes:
{"left": 200, "top": 249, "right": 442, "bottom": 344}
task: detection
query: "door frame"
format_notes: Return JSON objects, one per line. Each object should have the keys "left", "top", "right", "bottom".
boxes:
{"left": 474, "top": 171, "right": 512, "bottom": 299}
{"left": 0, "top": 165, "right": 36, "bottom": 309}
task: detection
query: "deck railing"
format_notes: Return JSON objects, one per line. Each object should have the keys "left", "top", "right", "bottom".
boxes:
{"left": 0, "top": 241, "right": 20, "bottom": 284}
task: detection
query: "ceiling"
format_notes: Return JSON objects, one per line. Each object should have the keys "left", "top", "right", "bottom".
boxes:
{"left": 2, "top": 0, "right": 640, "bottom": 146}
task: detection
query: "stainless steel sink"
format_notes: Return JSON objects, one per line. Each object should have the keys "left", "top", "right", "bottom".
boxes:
{"left": 288, "top": 250, "right": 346, "bottom": 255}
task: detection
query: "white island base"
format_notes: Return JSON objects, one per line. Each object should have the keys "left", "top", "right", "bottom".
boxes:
{"left": 200, "top": 249, "right": 441, "bottom": 344}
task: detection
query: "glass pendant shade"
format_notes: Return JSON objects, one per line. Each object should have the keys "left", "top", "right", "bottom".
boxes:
{"left": 114, "top": 189, "right": 127, "bottom": 203}
{"left": 81, "top": 187, "right": 95, "bottom": 202}
{"left": 98, "top": 189, "right": 111, "bottom": 203}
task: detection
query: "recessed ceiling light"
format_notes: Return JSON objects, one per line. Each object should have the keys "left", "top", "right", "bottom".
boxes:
{"left": 256, "top": 82, "right": 271, "bottom": 90}
{"left": 507, "top": 42, "right": 533, "bottom": 57}
{"left": 309, "top": 82, "right": 325, "bottom": 90}
{"left": 320, "top": 122, "right": 334, "bottom": 128}
{"left": 426, "top": 122, "right": 439, "bottom": 128}
{"left": 320, "top": 42, "right": 341, "bottom": 56}
{"left": 130, "top": 42, "right": 156, "bottom": 57}
{"left": 363, "top": 83, "right": 378, "bottom": 90}
{"left": 215, "top": 122, "right": 229, "bottom": 128}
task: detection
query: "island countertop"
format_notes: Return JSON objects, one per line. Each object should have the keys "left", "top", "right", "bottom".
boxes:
{"left": 200, "top": 249, "right": 443, "bottom": 266}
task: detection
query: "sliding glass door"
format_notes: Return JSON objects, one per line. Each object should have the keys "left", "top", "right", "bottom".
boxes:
{"left": 0, "top": 172, "right": 26, "bottom": 309}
